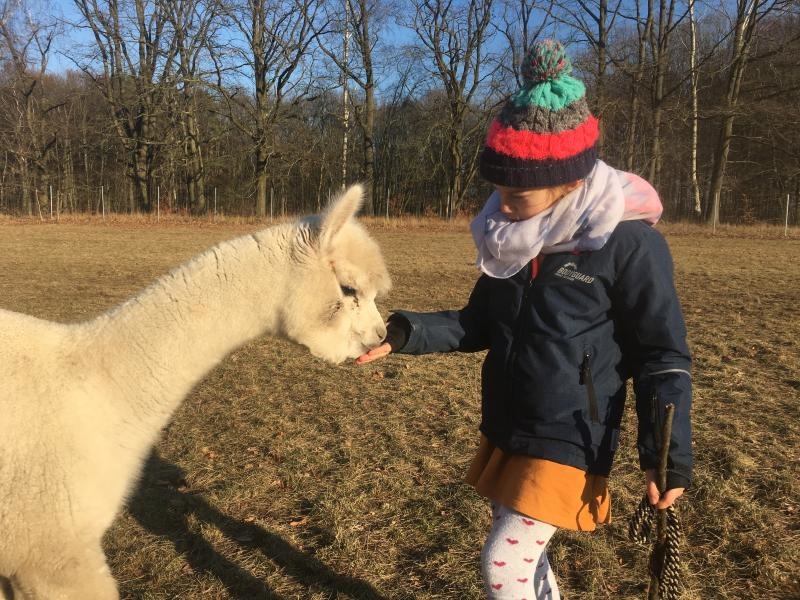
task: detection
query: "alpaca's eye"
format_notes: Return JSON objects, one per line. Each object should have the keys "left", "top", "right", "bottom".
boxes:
{"left": 340, "top": 285, "right": 357, "bottom": 297}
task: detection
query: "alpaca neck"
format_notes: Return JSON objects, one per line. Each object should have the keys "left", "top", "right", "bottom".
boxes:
{"left": 92, "top": 227, "right": 293, "bottom": 437}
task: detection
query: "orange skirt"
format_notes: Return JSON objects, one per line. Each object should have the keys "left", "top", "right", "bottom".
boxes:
{"left": 465, "top": 435, "right": 611, "bottom": 531}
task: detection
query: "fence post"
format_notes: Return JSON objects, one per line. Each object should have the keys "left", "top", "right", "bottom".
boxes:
{"left": 101, "top": 185, "right": 105, "bottom": 220}
{"left": 214, "top": 187, "right": 217, "bottom": 217}
{"left": 786, "top": 194, "right": 790, "bottom": 238}
{"left": 157, "top": 186, "right": 160, "bottom": 223}
{"left": 49, "top": 185, "right": 53, "bottom": 220}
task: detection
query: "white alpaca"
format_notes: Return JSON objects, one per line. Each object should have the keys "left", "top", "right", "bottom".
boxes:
{"left": 0, "top": 185, "right": 390, "bottom": 600}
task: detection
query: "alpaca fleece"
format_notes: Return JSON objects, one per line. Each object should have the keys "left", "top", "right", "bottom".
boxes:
{"left": 0, "top": 185, "right": 390, "bottom": 599}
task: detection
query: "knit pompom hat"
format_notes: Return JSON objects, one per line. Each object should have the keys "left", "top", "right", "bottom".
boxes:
{"left": 479, "top": 40, "right": 599, "bottom": 188}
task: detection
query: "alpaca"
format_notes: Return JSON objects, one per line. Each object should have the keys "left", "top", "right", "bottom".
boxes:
{"left": 0, "top": 185, "right": 390, "bottom": 600}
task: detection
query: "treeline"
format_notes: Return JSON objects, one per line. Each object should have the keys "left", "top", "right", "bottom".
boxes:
{"left": 0, "top": 0, "right": 798, "bottom": 223}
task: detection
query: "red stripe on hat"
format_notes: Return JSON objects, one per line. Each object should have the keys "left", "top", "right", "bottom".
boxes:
{"left": 485, "top": 116, "right": 599, "bottom": 160}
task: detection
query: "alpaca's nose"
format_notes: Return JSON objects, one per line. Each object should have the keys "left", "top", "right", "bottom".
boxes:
{"left": 375, "top": 323, "right": 387, "bottom": 342}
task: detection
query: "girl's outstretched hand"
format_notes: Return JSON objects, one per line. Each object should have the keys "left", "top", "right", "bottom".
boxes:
{"left": 356, "top": 342, "right": 392, "bottom": 364}
{"left": 645, "top": 469, "right": 684, "bottom": 509}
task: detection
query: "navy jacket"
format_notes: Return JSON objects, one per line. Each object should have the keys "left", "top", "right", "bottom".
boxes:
{"left": 391, "top": 220, "right": 692, "bottom": 490}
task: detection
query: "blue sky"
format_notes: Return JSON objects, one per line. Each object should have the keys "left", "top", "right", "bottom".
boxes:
{"left": 49, "top": 0, "right": 95, "bottom": 73}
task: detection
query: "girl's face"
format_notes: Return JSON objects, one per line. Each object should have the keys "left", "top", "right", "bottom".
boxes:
{"left": 496, "top": 181, "right": 583, "bottom": 221}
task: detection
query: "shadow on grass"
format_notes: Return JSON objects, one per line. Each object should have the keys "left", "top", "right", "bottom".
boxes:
{"left": 0, "top": 576, "right": 13, "bottom": 600}
{"left": 128, "top": 451, "right": 386, "bottom": 600}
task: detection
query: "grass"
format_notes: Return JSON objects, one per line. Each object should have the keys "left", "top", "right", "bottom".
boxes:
{"left": 0, "top": 218, "right": 798, "bottom": 599}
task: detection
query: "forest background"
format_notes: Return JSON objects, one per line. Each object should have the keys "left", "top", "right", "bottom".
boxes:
{"left": 0, "top": 0, "right": 798, "bottom": 224}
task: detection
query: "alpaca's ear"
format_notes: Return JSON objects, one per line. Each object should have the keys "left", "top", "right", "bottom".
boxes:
{"left": 319, "top": 184, "right": 364, "bottom": 250}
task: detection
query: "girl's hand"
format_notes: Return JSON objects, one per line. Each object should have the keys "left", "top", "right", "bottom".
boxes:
{"left": 356, "top": 342, "right": 392, "bottom": 365}
{"left": 645, "top": 469, "right": 684, "bottom": 509}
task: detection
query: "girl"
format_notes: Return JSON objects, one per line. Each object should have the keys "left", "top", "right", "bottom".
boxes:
{"left": 358, "top": 40, "right": 692, "bottom": 599}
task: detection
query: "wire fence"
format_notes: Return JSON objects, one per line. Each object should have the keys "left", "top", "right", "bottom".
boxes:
{"left": 0, "top": 180, "right": 797, "bottom": 229}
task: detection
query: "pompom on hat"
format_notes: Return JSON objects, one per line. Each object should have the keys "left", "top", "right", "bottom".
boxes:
{"left": 480, "top": 39, "right": 599, "bottom": 188}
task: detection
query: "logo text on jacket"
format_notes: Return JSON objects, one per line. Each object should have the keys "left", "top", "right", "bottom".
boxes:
{"left": 555, "top": 262, "right": 595, "bottom": 284}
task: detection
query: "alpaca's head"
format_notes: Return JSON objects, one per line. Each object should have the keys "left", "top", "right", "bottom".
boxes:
{"left": 277, "top": 184, "right": 391, "bottom": 364}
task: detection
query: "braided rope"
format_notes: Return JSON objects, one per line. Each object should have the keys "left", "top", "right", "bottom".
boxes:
{"left": 629, "top": 496, "right": 684, "bottom": 600}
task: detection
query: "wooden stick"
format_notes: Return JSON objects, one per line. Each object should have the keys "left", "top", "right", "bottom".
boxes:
{"left": 648, "top": 403, "right": 675, "bottom": 600}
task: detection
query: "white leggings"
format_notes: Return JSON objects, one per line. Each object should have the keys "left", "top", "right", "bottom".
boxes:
{"left": 481, "top": 503, "right": 560, "bottom": 600}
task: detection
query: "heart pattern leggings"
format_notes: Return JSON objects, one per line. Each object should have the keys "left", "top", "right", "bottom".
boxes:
{"left": 481, "top": 503, "right": 560, "bottom": 600}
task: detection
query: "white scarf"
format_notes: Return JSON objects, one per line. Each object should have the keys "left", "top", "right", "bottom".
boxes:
{"left": 470, "top": 160, "right": 662, "bottom": 278}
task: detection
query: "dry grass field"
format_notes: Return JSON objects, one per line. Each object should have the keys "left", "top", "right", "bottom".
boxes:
{"left": 1, "top": 217, "right": 798, "bottom": 599}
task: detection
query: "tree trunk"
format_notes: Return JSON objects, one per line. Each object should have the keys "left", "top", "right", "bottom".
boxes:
{"left": 649, "top": 101, "right": 663, "bottom": 187}
{"left": 706, "top": 0, "right": 759, "bottom": 226}
{"left": 706, "top": 113, "right": 736, "bottom": 227}
{"left": 596, "top": 0, "right": 607, "bottom": 148}
{"left": 648, "top": 0, "right": 673, "bottom": 189}
{"left": 185, "top": 110, "right": 206, "bottom": 213}
{"left": 447, "top": 125, "right": 464, "bottom": 220}
{"left": 360, "top": 0, "right": 375, "bottom": 215}
{"left": 21, "top": 160, "right": 32, "bottom": 216}
{"left": 132, "top": 142, "right": 150, "bottom": 213}
{"left": 342, "top": 6, "right": 350, "bottom": 191}
{"left": 37, "top": 186, "right": 48, "bottom": 219}
{"left": 689, "top": 0, "right": 701, "bottom": 215}
{"left": 626, "top": 0, "right": 653, "bottom": 172}
{"left": 363, "top": 81, "right": 375, "bottom": 216}
{"left": 256, "top": 145, "right": 268, "bottom": 217}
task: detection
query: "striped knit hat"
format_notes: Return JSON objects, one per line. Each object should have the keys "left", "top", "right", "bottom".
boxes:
{"left": 480, "top": 40, "right": 599, "bottom": 188}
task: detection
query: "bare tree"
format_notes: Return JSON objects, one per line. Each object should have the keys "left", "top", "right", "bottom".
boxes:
{"left": 73, "top": 0, "right": 177, "bottom": 212}
{"left": 315, "top": 0, "right": 389, "bottom": 214}
{"left": 705, "top": 0, "right": 785, "bottom": 226}
{"left": 498, "top": 0, "right": 555, "bottom": 87}
{"left": 405, "top": 0, "right": 496, "bottom": 219}
{"left": 688, "top": 0, "right": 700, "bottom": 214}
{"left": 214, "top": 0, "right": 321, "bottom": 217}
{"left": 373, "top": 50, "right": 428, "bottom": 216}
{"left": 165, "top": 0, "right": 222, "bottom": 213}
{"left": 622, "top": 0, "right": 653, "bottom": 172}
{"left": 646, "top": 0, "right": 684, "bottom": 187}
{"left": 0, "top": 0, "right": 797, "bottom": 223}
{"left": 0, "top": 0, "right": 59, "bottom": 215}
{"left": 341, "top": 3, "right": 350, "bottom": 191}
{"left": 553, "top": 0, "right": 623, "bottom": 143}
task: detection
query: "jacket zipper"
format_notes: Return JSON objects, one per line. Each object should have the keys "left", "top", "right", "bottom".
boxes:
{"left": 580, "top": 351, "right": 600, "bottom": 424}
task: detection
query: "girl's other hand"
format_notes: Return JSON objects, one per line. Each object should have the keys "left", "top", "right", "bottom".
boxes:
{"left": 356, "top": 342, "right": 392, "bottom": 365}
{"left": 645, "top": 469, "right": 684, "bottom": 509}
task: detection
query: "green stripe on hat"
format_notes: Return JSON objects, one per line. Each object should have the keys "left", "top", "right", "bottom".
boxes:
{"left": 509, "top": 75, "right": 586, "bottom": 112}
